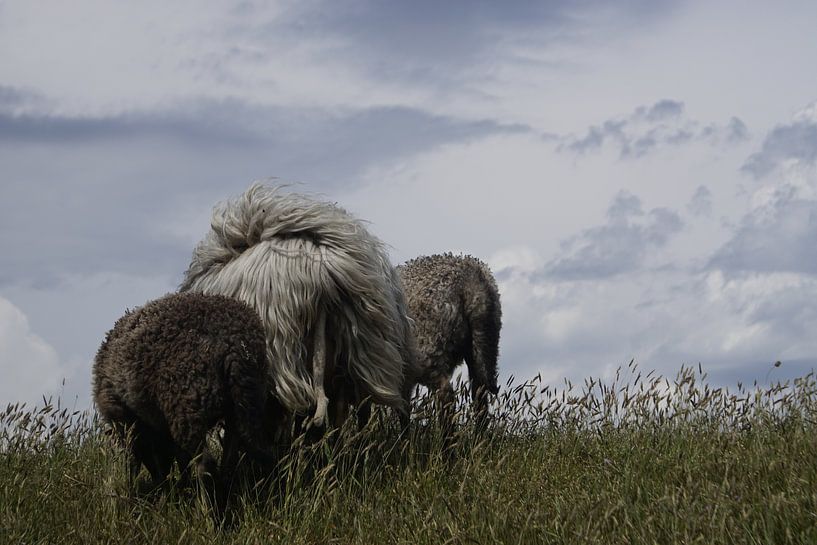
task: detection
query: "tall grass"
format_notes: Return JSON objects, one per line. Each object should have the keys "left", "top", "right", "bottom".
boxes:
{"left": 2, "top": 363, "right": 816, "bottom": 544}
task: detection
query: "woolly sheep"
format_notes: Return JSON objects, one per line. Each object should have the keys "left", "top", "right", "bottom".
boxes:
{"left": 398, "top": 254, "right": 502, "bottom": 425}
{"left": 92, "top": 292, "right": 275, "bottom": 508}
{"left": 180, "top": 184, "right": 418, "bottom": 432}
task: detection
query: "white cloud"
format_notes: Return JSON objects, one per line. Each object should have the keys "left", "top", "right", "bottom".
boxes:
{"left": 711, "top": 101, "right": 817, "bottom": 276}
{"left": 489, "top": 246, "right": 544, "bottom": 276}
{"left": 1, "top": 272, "right": 177, "bottom": 408}
{"left": 491, "top": 248, "right": 817, "bottom": 388}
{"left": 0, "top": 296, "right": 63, "bottom": 406}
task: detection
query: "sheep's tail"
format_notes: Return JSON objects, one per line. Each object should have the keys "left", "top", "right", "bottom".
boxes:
{"left": 308, "top": 310, "right": 329, "bottom": 429}
{"left": 465, "top": 259, "right": 502, "bottom": 395}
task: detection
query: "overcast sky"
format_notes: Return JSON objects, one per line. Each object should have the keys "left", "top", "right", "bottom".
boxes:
{"left": 2, "top": 0, "right": 816, "bottom": 408}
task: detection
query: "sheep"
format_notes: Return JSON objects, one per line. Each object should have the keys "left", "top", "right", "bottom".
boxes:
{"left": 398, "top": 253, "right": 502, "bottom": 430}
{"left": 180, "top": 184, "right": 419, "bottom": 435}
{"left": 92, "top": 292, "right": 276, "bottom": 513}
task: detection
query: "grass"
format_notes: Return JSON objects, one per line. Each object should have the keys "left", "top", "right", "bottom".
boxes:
{"left": 2, "top": 362, "right": 816, "bottom": 544}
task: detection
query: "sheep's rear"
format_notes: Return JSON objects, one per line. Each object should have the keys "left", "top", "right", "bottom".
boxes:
{"left": 92, "top": 292, "right": 273, "bottom": 513}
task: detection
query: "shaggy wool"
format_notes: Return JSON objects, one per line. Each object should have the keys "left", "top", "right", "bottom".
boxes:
{"left": 180, "top": 184, "right": 416, "bottom": 415}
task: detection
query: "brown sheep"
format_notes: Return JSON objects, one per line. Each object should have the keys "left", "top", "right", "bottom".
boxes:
{"left": 92, "top": 292, "right": 276, "bottom": 512}
{"left": 398, "top": 254, "right": 502, "bottom": 430}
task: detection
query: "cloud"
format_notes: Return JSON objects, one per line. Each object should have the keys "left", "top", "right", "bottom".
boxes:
{"left": 0, "top": 296, "right": 63, "bottom": 407}
{"left": 492, "top": 249, "right": 817, "bottom": 388}
{"left": 0, "top": 105, "right": 257, "bottom": 146}
{"left": 564, "top": 119, "right": 626, "bottom": 155}
{"left": 712, "top": 102, "right": 817, "bottom": 276}
{"left": 234, "top": 0, "right": 672, "bottom": 88}
{"left": 0, "top": 271, "right": 178, "bottom": 408}
{"left": 561, "top": 99, "right": 749, "bottom": 158}
{"left": 0, "top": 0, "right": 677, "bottom": 120}
{"left": 687, "top": 185, "right": 713, "bottom": 217}
{"left": 0, "top": 101, "right": 527, "bottom": 288}
{"left": 0, "top": 86, "right": 38, "bottom": 113}
{"left": 742, "top": 103, "right": 817, "bottom": 178}
{"left": 546, "top": 191, "right": 684, "bottom": 279}
{"left": 639, "top": 99, "right": 684, "bottom": 122}
{"left": 708, "top": 187, "right": 817, "bottom": 276}
{"left": 0, "top": 100, "right": 528, "bottom": 166}
{"left": 701, "top": 117, "right": 749, "bottom": 145}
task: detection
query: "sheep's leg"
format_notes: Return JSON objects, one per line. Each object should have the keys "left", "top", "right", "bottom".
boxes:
{"left": 469, "top": 379, "right": 491, "bottom": 431}
{"left": 115, "top": 422, "right": 143, "bottom": 495}
{"left": 129, "top": 423, "right": 173, "bottom": 494}
{"left": 174, "top": 449, "right": 199, "bottom": 496}
{"left": 177, "top": 446, "right": 222, "bottom": 506}
{"left": 309, "top": 310, "right": 329, "bottom": 430}
{"left": 465, "top": 356, "right": 490, "bottom": 429}
{"left": 356, "top": 398, "right": 372, "bottom": 430}
{"left": 196, "top": 452, "right": 226, "bottom": 522}
{"left": 436, "top": 376, "right": 456, "bottom": 449}
{"left": 330, "top": 382, "right": 349, "bottom": 429}
{"left": 466, "top": 329, "right": 498, "bottom": 431}
{"left": 112, "top": 417, "right": 164, "bottom": 495}
{"left": 398, "top": 380, "right": 415, "bottom": 433}
{"left": 220, "top": 426, "right": 241, "bottom": 493}
{"left": 178, "top": 448, "right": 225, "bottom": 520}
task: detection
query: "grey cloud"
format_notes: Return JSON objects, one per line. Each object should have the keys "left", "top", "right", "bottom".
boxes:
{"left": 687, "top": 185, "right": 713, "bottom": 217}
{"left": 546, "top": 191, "right": 684, "bottom": 279}
{"left": 749, "top": 284, "right": 817, "bottom": 340}
{"left": 638, "top": 99, "right": 684, "bottom": 122}
{"left": 607, "top": 190, "right": 643, "bottom": 219}
{"left": 0, "top": 101, "right": 527, "bottom": 162}
{"left": 666, "top": 128, "right": 695, "bottom": 145}
{"left": 699, "top": 117, "right": 749, "bottom": 145}
{"left": 566, "top": 120, "right": 626, "bottom": 154}
{"left": 0, "top": 86, "right": 47, "bottom": 114}
{"left": 726, "top": 117, "right": 749, "bottom": 143}
{"left": 646, "top": 208, "right": 684, "bottom": 245}
{"left": 708, "top": 186, "right": 817, "bottom": 275}
{"left": 742, "top": 119, "right": 817, "bottom": 178}
{"left": 562, "top": 100, "right": 749, "bottom": 159}
{"left": 224, "top": 0, "right": 674, "bottom": 88}
{"left": 0, "top": 172, "right": 194, "bottom": 288}
{"left": 0, "top": 100, "right": 527, "bottom": 287}
{"left": 624, "top": 128, "right": 695, "bottom": 158}
{"left": 0, "top": 86, "right": 27, "bottom": 110}
{"left": 0, "top": 110, "right": 255, "bottom": 146}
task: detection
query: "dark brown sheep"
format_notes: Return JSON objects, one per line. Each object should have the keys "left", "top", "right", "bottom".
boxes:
{"left": 92, "top": 292, "right": 275, "bottom": 510}
{"left": 398, "top": 254, "right": 502, "bottom": 428}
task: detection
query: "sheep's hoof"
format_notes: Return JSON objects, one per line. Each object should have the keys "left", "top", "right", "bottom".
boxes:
{"left": 306, "top": 398, "right": 329, "bottom": 431}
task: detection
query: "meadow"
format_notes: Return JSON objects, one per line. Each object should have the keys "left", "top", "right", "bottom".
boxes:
{"left": 2, "top": 362, "right": 816, "bottom": 545}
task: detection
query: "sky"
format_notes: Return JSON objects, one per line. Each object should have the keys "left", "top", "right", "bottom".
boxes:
{"left": 2, "top": 0, "right": 817, "bottom": 408}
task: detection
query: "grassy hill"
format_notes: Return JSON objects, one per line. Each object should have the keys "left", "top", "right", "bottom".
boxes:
{"left": 2, "top": 363, "right": 816, "bottom": 544}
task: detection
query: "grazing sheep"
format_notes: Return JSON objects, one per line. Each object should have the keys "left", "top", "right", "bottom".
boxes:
{"left": 180, "top": 184, "right": 418, "bottom": 432}
{"left": 398, "top": 253, "right": 502, "bottom": 427}
{"left": 92, "top": 292, "right": 275, "bottom": 510}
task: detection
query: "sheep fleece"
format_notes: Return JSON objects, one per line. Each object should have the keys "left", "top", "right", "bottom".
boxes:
{"left": 399, "top": 253, "right": 501, "bottom": 393}
{"left": 180, "top": 184, "right": 417, "bottom": 414}
{"left": 92, "top": 292, "right": 269, "bottom": 457}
